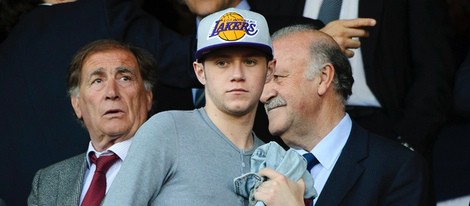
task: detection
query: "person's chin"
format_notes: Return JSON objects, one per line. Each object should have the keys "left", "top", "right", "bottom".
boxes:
{"left": 268, "top": 122, "right": 286, "bottom": 137}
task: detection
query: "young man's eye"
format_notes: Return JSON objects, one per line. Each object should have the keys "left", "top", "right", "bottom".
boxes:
{"left": 215, "top": 60, "right": 227, "bottom": 67}
{"left": 245, "top": 59, "right": 257, "bottom": 66}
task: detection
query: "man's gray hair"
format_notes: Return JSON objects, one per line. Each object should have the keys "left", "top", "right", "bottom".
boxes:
{"left": 272, "top": 24, "right": 354, "bottom": 104}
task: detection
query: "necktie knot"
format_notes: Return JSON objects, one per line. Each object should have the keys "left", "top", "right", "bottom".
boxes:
{"left": 303, "top": 152, "right": 319, "bottom": 171}
{"left": 89, "top": 152, "right": 119, "bottom": 173}
{"left": 82, "top": 152, "right": 119, "bottom": 206}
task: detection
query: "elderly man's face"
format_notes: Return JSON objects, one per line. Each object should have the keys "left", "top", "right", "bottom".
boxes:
{"left": 71, "top": 49, "right": 152, "bottom": 151}
{"left": 260, "top": 33, "right": 320, "bottom": 146}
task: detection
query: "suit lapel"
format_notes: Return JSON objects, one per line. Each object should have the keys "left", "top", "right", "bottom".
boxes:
{"left": 57, "top": 154, "right": 87, "bottom": 205}
{"left": 315, "top": 123, "right": 369, "bottom": 205}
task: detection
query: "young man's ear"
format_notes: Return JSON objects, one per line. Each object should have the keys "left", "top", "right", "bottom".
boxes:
{"left": 193, "top": 61, "right": 207, "bottom": 85}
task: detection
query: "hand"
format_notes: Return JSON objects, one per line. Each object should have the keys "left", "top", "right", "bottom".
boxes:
{"left": 320, "top": 18, "right": 376, "bottom": 58}
{"left": 42, "top": 0, "right": 76, "bottom": 5}
{"left": 254, "top": 168, "right": 305, "bottom": 206}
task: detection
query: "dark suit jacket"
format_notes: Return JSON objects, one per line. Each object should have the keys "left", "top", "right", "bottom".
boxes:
{"left": 0, "top": 0, "right": 197, "bottom": 204}
{"left": 249, "top": 0, "right": 454, "bottom": 152}
{"left": 27, "top": 154, "right": 87, "bottom": 206}
{"left": 315, "top": 122, "right": 429, "bottom": 206}
{"left": 453, "top": 51, "right": 470, "bottom": 118}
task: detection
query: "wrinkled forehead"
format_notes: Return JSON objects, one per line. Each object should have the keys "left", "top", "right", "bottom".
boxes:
{"left": 79, "top": 50, "right": 140, "bottom": 81}
{"left": 83, "top": 49, "right": 138, "bottom": 70}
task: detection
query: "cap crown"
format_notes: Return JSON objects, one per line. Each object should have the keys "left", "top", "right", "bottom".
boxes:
{"left": 195, "top": 8, "right": 273, "bottom": 60}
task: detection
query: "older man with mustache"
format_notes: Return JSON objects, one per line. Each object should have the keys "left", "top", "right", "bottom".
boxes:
{"left": 258, "top": 24, "right": 430, "bottom": 206}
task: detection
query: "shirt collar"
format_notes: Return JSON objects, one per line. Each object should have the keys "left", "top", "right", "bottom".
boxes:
{"left": 296, "top": 114, "right": 352, "bottom": 169}
{"left": 85, "top": 138, "right": 133, "bottom": 168}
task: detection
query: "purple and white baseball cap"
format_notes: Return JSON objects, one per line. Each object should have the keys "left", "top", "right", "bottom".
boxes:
{"left": 195, "top": 8, "right": 273, "bottom": 61}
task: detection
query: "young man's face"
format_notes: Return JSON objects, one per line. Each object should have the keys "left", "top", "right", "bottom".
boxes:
{"left": 194, "top": 47, "right": 274, "bottom": 117}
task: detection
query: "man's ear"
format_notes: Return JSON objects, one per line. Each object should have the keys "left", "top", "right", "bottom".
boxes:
{"left": 193, "top": 61, "right": 206, "bottom": 85}
{"left": 266, "top": 59, "right": 276, "bottom": 83}
{"left": 71, "top": 95, "right": 82, "bottom": 120}
{"left": 317, "top": 63, "right": 335, "bottom": 96}
{"left": 145, "top": 89, "right": 153, "bottom": 112}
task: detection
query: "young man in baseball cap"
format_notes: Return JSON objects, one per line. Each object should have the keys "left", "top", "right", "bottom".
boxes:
{"left": 102, "top": 8, "right": 308, "bottom": 205}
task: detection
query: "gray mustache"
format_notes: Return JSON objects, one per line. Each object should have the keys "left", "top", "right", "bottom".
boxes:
{"left": 264, "top": 96, "right": 287, "bottom": 113}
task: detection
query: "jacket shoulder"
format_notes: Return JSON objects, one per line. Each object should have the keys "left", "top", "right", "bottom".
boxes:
{"left": 37, "top": 153, "right": 86, "bottom": 175}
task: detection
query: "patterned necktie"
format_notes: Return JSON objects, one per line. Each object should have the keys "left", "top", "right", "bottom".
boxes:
{"left": 303, "top": 152, "right": 319, "bottom": 206}
{"left": 317, "top": 0, "right": 343, "bottom": 24}
{"left": 81, "top": 152, "right": 119, "bottom": 206}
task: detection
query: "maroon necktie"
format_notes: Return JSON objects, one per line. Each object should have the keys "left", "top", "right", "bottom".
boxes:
{"left": 81, "top": 152, "right": 119, "bottom": 206}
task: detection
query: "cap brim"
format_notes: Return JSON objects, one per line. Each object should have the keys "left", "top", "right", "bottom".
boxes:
{"left": 195, "top": 42, "right": 273, "bottom": 61}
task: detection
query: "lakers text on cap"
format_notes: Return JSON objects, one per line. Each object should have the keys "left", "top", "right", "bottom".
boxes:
{"left": 195, "top": 8, "right": 273, "bottom": 60}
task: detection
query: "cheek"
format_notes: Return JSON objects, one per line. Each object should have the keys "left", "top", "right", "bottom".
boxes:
{"left": 205, "top": 76, "right": 223, "bottom": 92}
{"left": 78, "top": 99, "right": 96, "bottom": 128}
{"left": 296, "top": 99, "right": 308, "bottom": 113}
{"left": 251, "top": 73, "right": 269, "bottom": 90}
{"left": 267, "top": 109, "right": 290, "bottom": 135}
{"left": 133, "top": 91, "right": 152, "bottom": 114}
{"left": 77, "top": 96, "right": 94, "bottom": 118}
{"left": 291, "top": 86, "right": 312, "bottom": 111}
{"left": 138, "top": 95, "right": 151, "bottom": 114}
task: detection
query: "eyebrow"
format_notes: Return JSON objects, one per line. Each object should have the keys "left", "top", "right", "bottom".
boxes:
{"left": 115, "top": 66, "right": 135, "bottom": 76}
{"left": 88, "top": 66, "right": 135, "bottom": 77}
{"left": 88, "top": 67, "right": 105, "bottom": 78}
